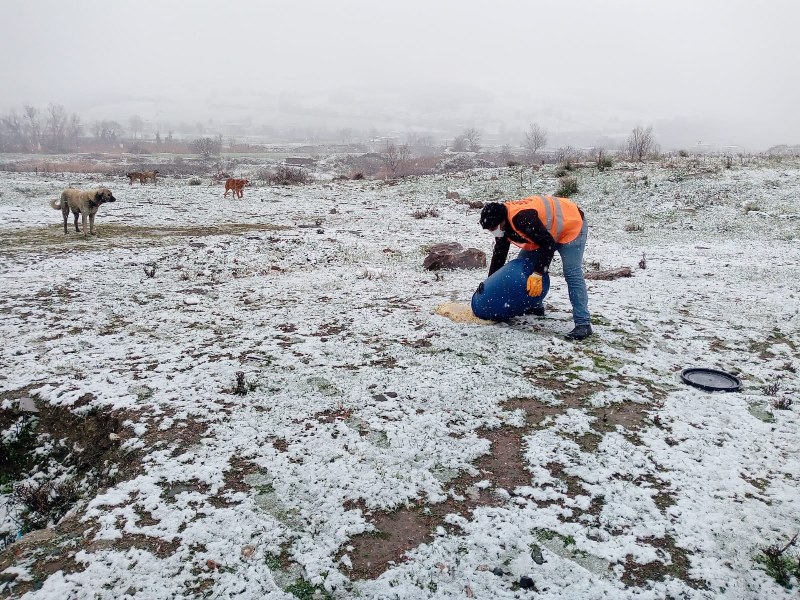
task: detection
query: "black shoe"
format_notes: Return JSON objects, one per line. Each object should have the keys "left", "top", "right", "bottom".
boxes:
{"left": 525, "top": 305, "right": 545, "bottom": 317}
{"left": 565, "top": 324, "right": 593, "bottom": 340}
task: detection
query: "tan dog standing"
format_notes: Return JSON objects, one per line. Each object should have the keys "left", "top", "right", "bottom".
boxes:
{"left": 126, "top": 171, "right": 143, "bottom": 185}
{"left": 50, "top": 188, "right": 116, "bottom": 237}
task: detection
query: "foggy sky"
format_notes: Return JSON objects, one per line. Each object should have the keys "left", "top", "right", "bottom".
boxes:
{"left": 1, "top": 0, "right": 799, "bottom": 150}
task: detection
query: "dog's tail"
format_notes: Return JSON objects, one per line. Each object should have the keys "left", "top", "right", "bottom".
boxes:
{"left": 50, "top": 198, "right": 62, "bottom": 210}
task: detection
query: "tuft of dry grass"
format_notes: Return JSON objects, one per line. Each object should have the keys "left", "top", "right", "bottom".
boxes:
{"left": 625, "top": 222, "right": 644, "bottom": 232}
{"left": 411, "top": 208, "right": 440, "bottom": 219}
{"left": 1, "top": 160, "right": 118, "bottom": 175}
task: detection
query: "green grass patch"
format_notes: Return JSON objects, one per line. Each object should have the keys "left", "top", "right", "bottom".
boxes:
{"left": 285, "top": 579, "right": 333, "bottom": 600}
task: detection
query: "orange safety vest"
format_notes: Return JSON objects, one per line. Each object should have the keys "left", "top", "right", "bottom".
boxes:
{"left": 504, "top": 196, "right": 583, "bottom": 251}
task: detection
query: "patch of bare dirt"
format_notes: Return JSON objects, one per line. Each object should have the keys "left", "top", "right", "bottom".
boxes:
{"left": 342, "top": 420, "right": 565, "bottom": 579}
{"left": 621, "top": 536, "right": 705, "bottom": 590}
{"left": 340, "top": 388, "right": 683, "bottom": 586}
{"left": 0, "top": 223, "right": 292, "bottom": 256}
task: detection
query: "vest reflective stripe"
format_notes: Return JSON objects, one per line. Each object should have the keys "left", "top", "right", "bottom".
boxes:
{"left": 552, "top": 195, "right": 565, "bottom": 240}
{"left": 542, "top": 196, "right": 553, "bottom": 236}
{"left": 504, "top": 196, "right": 583, "bottom": 251}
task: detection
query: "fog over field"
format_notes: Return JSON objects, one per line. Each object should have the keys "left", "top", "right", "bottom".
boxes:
{"left": 2, "top": 3, "right": 800, "bottom": 598}
{"left": 1, "top": 0, "right": 799, "bottom": 150}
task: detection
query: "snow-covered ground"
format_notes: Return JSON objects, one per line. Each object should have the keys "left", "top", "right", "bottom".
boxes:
{"left": 0, "top": 155, "right": 799, "bottom": 599}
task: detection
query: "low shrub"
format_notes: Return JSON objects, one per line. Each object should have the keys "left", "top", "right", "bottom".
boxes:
{"left": 269, "top": 166, "right": 310, "bottom": 185}
{"left": 754, "top": 534, "right": 800, "bottom": 589}
{"left": 554, "top": 160, "right": 575, "bottom": 178}
{"left": 11, "top": 478, "right": 80, "bottom": 531}
{"left": 771, "top": 396, "right": 793, "bottom": 410}
{"left": 188, "top": 177, "right": 202, "bottom": 186}
{"left": 596, "top": 154, "right": 613, "bottom": 171}
{"left": 555, "top": 176, "right": 578, "bottom": 197}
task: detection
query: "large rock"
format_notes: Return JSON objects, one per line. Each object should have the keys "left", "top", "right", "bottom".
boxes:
{"left": 423, "top": 242, "right": 486, "bottom": 271}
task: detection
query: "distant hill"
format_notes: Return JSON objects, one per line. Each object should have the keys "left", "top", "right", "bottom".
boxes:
{"left": 766, "top": 144, "right": 800, "bottom": 156}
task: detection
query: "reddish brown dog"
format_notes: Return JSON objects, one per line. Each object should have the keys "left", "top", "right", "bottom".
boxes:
{"left": 224, "top": 178, "right": 249, "bottom": 199}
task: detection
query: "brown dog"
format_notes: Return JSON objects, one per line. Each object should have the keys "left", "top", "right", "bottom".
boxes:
{"left": 126, "top": 172, "right": 143, "bottom": 185}
{"left": 224, "top": 178, "right": 249, "bottom": 199}
{"left": 50, "top": 188, "right": 116, "bottom": 236}
{"left": 141, "top": 170, "right": 159, "bottom": 184}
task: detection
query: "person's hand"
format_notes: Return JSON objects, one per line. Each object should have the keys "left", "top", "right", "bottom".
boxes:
{"left": 526, "top": 273, "right": 543, "bottom": 297}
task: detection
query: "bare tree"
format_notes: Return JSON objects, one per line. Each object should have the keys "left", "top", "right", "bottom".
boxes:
{"left": 627, "top": 125, "right": 654, "bottom": 161}
{"left": 189, "top": 136, "right": 221, "bottom": 158}
{"left": 23, "top": 105, "right": 41, "bottom": 152}
{"left": 451, "top": 135, "right": 468, "bottom": 152}
{"left": 129, "top": 115, "right": 144, "bottom": 140}
{"left": 397, "top": 143, "right": 411, "bottom": 174}
{"left": 463, "top": 127, "right": 481, "bottom": 152}
{"left": 556, "top": 146, "right": 577, "bottom": 164}
{"left": 1, "top": 111, "right": 24, "bottom": 151}
{"left": 524, "top": 123, "right": 548, "bottom": 160}
{"left": 380, "top": 141, "right": 413, "bottom": 177}
{"left": 339, "top": 128, "right": 353, "bottom": 144}
{"left": 93, "top": 120, "right": 123, "bottom": 142}
{"left": 45, "top": 103, "right": 68, "bottom": 151}
{"left": 382, "top": 141, "right": 400, "bottom": 176}
{"left": 67, "top": 113, "right": 82, "bottom": 150}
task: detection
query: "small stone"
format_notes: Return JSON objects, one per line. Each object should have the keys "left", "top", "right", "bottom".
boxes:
{"left": 423, "top": 242, "right": 486, "bottom": 271}
{"left": 206, "top": 559, "right": 220, "bottom": 571}
{"left": 372, "top": 394, "right": 388, "bottom": 402}
{"left": 518, "top": 575, "right": 536, "bottom": 590}
{"left": 18, "top": 528, "right": 55, "bottom": 544}
{"left": 492, "top": 566, "right": 505, "bottom": 577}
{"left": 530, "top": 543, "right": 544, "bottom": 565}
{"left": 385, "top": 391, "right": 398, "bottom": 398}
{"left": 18, "top": 397, "right": 39, "bottom": 413}
{"left": 241, "top": 544, "right": 255, "bottom": 558}
{"left": 184, "top": 296, "right": 201, "bottom": 306}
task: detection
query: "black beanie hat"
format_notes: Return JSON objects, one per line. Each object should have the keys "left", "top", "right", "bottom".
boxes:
{"left": 480, "top": 202, "right": 507, "bottom": 229}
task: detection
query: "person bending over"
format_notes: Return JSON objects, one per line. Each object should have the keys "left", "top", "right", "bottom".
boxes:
{"left": 472, "top": 196, "right": 592, "bottom": 340}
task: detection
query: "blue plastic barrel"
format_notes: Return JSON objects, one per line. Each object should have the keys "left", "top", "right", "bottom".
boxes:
{"left": 471, "top": 256, "right": 550, "bottom": 321}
